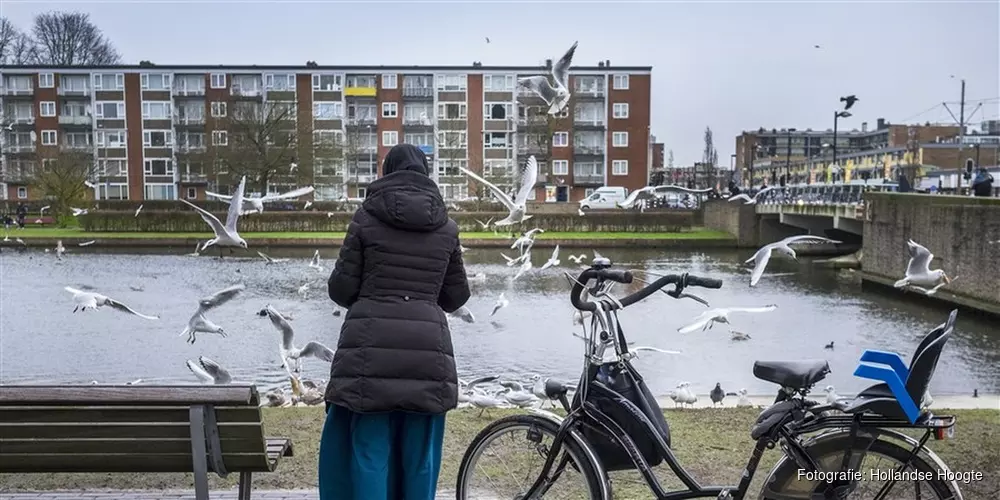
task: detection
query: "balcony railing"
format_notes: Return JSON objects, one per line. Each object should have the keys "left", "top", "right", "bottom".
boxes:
{"left": 2, "top": 87, "right": 33, "bottom": 96}
{"left": 177, "top": 144, "right": 207, "bottom": 153}
{"left": 344, "top": 87, "right": 377, "bottom": 97}
{"left": 6, "top": 144, "right": 36, "bottom": 153}
{"left": 574, "top": 145, "right": 605, "bottom": 155}
{"left": 574, "top": 173, "right": 603, "bottom": 184}
{"left": 58, "top": 87, "right": 91, "bottom": 96}
{"left": 59, "top": 115, "right": 92, "bottom": 125}
{"left": 403, "top": 116, "right": 433, "bottom": 125}
{"left": 574, "top": 117, "right": 605, "bottom": 127}
{"left": 402, "top": 87, "right": 433, "bottom": 98}
{"left": 61, "top": 143, "right": 93, "bottom": 152}
{"left": 11, "top": 116, "right": 34, "bottom": 125}
{"left": 573, "top": 84, "right": 606, "bottom": 97}
{"left": 181, "top": 172, "right": 208, "bottom": 183}
{"left": 348, "top": 173, "right": 377, "bottom": 183}
{"left": 345, "top": 117, "right": 377, "bottom": 126}
{"left": 176, "top": 115, "right": 206, "bottom": 125}
{"left": 231, "top": 86, "right": 261, "bottom": 97}
{"left": 174, "top": 87, "right": 206, "bottom": 96}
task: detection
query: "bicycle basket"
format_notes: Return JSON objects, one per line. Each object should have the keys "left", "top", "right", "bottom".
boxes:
{"left": 575, "top": 362, "right": 671, "bottom": 471}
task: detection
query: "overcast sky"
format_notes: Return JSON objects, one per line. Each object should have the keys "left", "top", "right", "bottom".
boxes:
{"left": 2, "top": 0, "right": 998, "bottom": 166}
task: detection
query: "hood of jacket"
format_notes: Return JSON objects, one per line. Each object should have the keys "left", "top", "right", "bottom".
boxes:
{"left": 363, "top": 170, "right": 449, "bottom": 232}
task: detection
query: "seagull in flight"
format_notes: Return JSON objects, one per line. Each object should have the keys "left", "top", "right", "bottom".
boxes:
{"left": 460, "top": 155, "right": 538, "bottom": 226}
{"left": 308, "top": 250, "right": 324, "bottom": 271}
{"left": 180, "top": 175, "right": 249, "bottom": 257}
{"left": 677, "top": 305, "right": 778, "bottom": 333}
{"left": 64, "top": 287, "right": 159, "bottom": 320}
{"left": 539, "top": 245, "right": 561, "bottom": 270}
{"left": 187, "top": 356, "right": 232, "bottom": 384}
{"left": 475, "top": 217, "right": 494, "bottom": 230}
{"left": 840, "top": 95, "right": 859, "bottom": 110}
{"left": 449, "top": 306, "right": 476, "bottom": 324}
{"left": 180, "top": 284, "right": 245, "bottom": 344}
{"left": 70, "top": 207, "right": 88, "bottom": 216}
{"left": 746, "top": 235, "right": 841, "bottom": 287}
{"left": 513, "top": 253, "right": 533, "bottom": 280}
{"left": 262, "top": 304, "right": 335, "bottom": 374}
{"left": 728, "top": 186, "right": 776, "bottom": 205}
{"left": 491, "top": 293, "right": 509, "bottom": 317}
{"left": 517, "top": 41, "right": 578, "bottom": 115}
{"left": 511, "top": 228, "right": 543, "bottom": 253}
{"left": 567, "top": 253, "right": 587, "bottom": 264}
{"left": 257, "top": 251, "right": 289, "bottom": 264}
{"left": 207, "top": 185, "right": 315, "bottom": 215}
{"left": 894, "top": 239, "right": 950, "bottom": 290}
{"left": 134, "top": 204, "right": 143, "bottom": 217}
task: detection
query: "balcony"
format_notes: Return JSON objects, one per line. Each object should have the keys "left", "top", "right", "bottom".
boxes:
{"left": 348, "top": 173, "right": 377, "bottom": 183}
{"left": 231, "top": 86, "right": 262, "bottom": 97}
{"left": 517, "top": 116, "right": 547, "bottom": 127}
{"left": 176, "top": 115, "right": 206, "bottom": 125}
{"left": 174, "top": 87, "right": 206, "bottom": 97}
{"left": 402, "top": 87, "right": 433, "bottom": 98}
{"left": 403, "top": 116, "right": 433, "bottom": 127}
{"left": 574, "top": 117, "right": 605, "bottom": 128}
{"left": 2, "top": 87, "right": 33, "bottom": 96}
{"left": 59, "top": 115, "right": 93, "bottom": 125}
{"left": 573, "top": 84, "right": 606, "bottom": 98}
{"left": 177, "top": 144, "right": 207, "bottom": 153}
{"left": 180, "top": 172, "right": 208, "bottom": 183}
{"left": 574, "top": 173, "right": 604, "bottom": 185}
{"left": 344, "top": 87, "right": 377, "bottom": 97}
{"left": 574, "top": 145, "right": 605, "bottom": 156}
{"left": 58, "top": 87, "right": 91, "bottom": 97}
{"left": 10, "top": 116, "right": 35, "bottom": 125}
{"left": 61, "top": 143, "right": 93, "bottom": 152}
{"left": 345, "top": 117, "right": 377, "bottom": 127}
{"left": 5, "top": 144, "right": 36, "bottom": 153}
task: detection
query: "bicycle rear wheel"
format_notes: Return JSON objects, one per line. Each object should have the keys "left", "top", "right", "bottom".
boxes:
{"left": 759, "top": 432, "right": 960, "bottom": 499}
{"left": 455, "top": 414, "right": 605, "bottom": 499}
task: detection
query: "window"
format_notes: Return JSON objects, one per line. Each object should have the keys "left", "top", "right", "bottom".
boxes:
{"left": 612, "top": 131, "right": 629, "bottom": 147}
{"left": 95, "top": 101, "right": 125, "bottom": 119}
{"left": 382, "top": 74, "right": 397, "bottom": 89}
{"left": 436, "top": 131, "right": 467, "bottom": 148}
{"left": 485, "top": 102, "right": 513, "bottom": 120}
{"left": 39, "top": 73, "right": 54, "bottom": 88}
{"left": 613, "top": 74, "right": 629, "bottom": 90}
{"left": 177, "top": 132, "right": 205, "bottom": 149}
{"left": 382, "top": 131, "right": 398, "bottom": 147}
{"left": 60, "top": 75, "right": 90, "bottom": 92}
{"left": 39, "top": 101, "right": 56, "bottom": 117}
{"left": 381, "top": 102, "right": 398, "bottom": 118}
{"left": 613, "top": 103, "right": 629, "bottom": 119}
{"left": 186, "top": 187, "right": 197, "bottom": 199}
{"left": 141, "top": 101, "right": 172, "bottom": 119}
{"left": 553, "top": 132, "right": 569, "bottom": 147}
{"left": 345, "top": 75, "right": 376, "bottom": 88}
{"left": 312, "top": 74, "right": 342, "bottom": 91}
{"left": 210, "top": 101, "right": 227, "bottom": 118}
{"left": 41, "top": 130, "right": 57, "bottom": 145}
{"left": 17, "top": 187, "right": 27, "bottom": 199}
{"left": 143, "top": 159, "right": 174, "bottom": 176}
{"left": 61, "top": 101, "right": 88, "bottom": 117}
{"left": 552, "top": 160, "right": 569, "bottom": 175}
{"left": 142, "top": 130, "right": 173, "bottom": 147}
{"left": 612, "top": 160, "right": 629, "bottom": 176}
{"left": 482, "top": 159, "right": 512, "bottom": 177}
{"left": 437, "top": 102, "right": 467, "bottom": 120}
{"left": 144, "top": 184, "right": 176, "bottom": 200}
{"left": 264, "top": 73, "right": 296, "bottom": 91}
{"left": 212, "top": 130, "right": 228, "bottom": 146}
{"left": 435, "top": 74, "right": 467, "bottom": 91}
{"left": 437, "top": 158, "right": 468, "bottom": 176}
{"left": 357, "top": 187, "right": 367, "bottom": 198}
{"left": 404, "top": 132, "right": 434, "bottom": 147}
{"left": 210, "top": 73, "right": 227, "bottom": 89}
{"left": 483, "top": 132, "right": 510, "bottom": 149}
{"left": 585, "top": 188, "right": 596, "bottom": 198}
{"left": 314, "top": 130, "right": 344, "bottom": 146}
{"left": 93, "top": 73, "right": 124, "bottom": 90}
{"left": 403, "top": 103, "right": 433, "bottom": 123}
{"left": 313, "top": 102, "right": 343, "bottom": 120}
{"left": 96, "top": 130, "right": 127, "bottom": 148}
{"left": 483, "top": 74, "right": 515, "bottom": 91}
{"left": 64, "top": 132, "right": 91, "bottom": 148}
{"left": 140, "top": 73, "right": 171, "bottom": 90}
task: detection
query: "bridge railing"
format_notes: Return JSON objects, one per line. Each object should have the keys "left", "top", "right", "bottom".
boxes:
{"left": 748, "top": 182, "right": 898, "bottom": 207}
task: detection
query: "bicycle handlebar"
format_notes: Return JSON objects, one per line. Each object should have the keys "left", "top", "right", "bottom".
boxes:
{"left": 570, "top": 267, "right": 723, "bottom": 312}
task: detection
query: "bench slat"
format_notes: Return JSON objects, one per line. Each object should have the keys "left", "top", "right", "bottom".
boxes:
{"left": 0, "top": 407, "right": 262, "bottom": 424}
{"left": 0, "top": 438, "right": 269, "bottom": 455}
{"left": 265, "top": 438, "right": 294, "bottom": 459}
{"left": 0, "top": 423, "right": 264, "bottom": 440}
{"left": 0, "top": 385, "right": 260, "bottom": 407}
{"left": 0, "top": 453, "right": 273, "bottom": 473}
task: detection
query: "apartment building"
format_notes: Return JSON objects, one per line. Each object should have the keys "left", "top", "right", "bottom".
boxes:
{"left": 0, "top": 63, "right": 652, "bottom": 202}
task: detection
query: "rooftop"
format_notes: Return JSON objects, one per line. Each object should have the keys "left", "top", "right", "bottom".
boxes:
{"left": 0, "top": 63, "right": 652, "bottom": 73}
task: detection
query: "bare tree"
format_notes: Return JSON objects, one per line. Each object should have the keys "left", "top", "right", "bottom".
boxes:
{"left": 30, "top": 151, "right": 97, "bottom": 219}
{"left": 0, "top": 18, "right": 38, "bottom": 64}
{"left": 338, "top": 125, "right": 367, "bottom": 197}
{"left": 667, "top": 149, "right": 675, "bottom": 169}
{"left": 29, "top": 11, "right": 121, "bottom": 65}
{"left": 0, "top": 17, "right": 16, "bottom": 62}
{"left": 702, "top": 126, "right": 716, "bottom": 166}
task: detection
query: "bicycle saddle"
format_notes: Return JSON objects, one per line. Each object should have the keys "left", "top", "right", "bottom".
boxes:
{"left": 753, "top": 360, "right": 830, "bottom": 389}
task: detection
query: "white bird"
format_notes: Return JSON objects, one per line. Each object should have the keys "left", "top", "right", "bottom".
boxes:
{"left": 257, "top": 251, "right": 289, "bottom": 264}
{"left": 736, "top": 389, "right": 752, "bottom": 407}
{"left": 577, "top": 207, "right": 585, "bottom": 216}
{"left": 824, "top": 385, "right": 841, "bottom": 404}
{"left": 297, "top": 282, "right": 311, "bottom": 298}
{"left": 499, "top": 382, "right": 539, "bottom": 408}
{"left": 263, "top": 304, "right": 335, "bottom": 374}
{"left": 677, "top": 305, "right": 778, "bottom": 333}
{"left": 893, "top": 239, "right": 950, "bottom": 290}
{"left": 459, "top": 155, "right": 538, "bottom": 226}
{"left": 908, "top": 276, "right": 959, "bottom": 296}
{"left": 303, "top": 201, "right": 313, "bottom": 210}
{"left": 511, "top": 228, "right": 544, "bottom": 253}
{"left": 459, "top": 245, "right": 469, "bottom": 254}
{"left": 449, "top": 306, "right": 476, "bottom": 324}
{"left": 921, "top": 390, "right": 933, "bottom": 409}
{"left": 78, "top": 240, "right": 95, "bottom": 247}
{"left": 618, "top": 185, "right": 712, "bottom": 210}
{"left": 206, "top": 185, "right": 315, "bottom": 215}
{"left": 180, "top": 284, "right": 245, "bottom": 344}
{"left": 55, "top": 240, "right": 65, "bottom": 258}
{"left": 730, "top": 330, "right": 752, "bottom": 341}
{"left": 629, "top": 346, "right": 682, "bottom": 356}
{"left": 39, "top": 205, "right": 50, "bottom": 216}
{"left": 64, "top": 287, "right": 159, "bottom": 320}
{"left": 134, "top": 204, "right": 143, "bottom": 217}
{"left": 513, "top": 255, "right": 533, "bottom": 280}
{"left": 187, "top": 356, "right": 232, "bottom": 384}
{"left": 746, "top": 235, "right": 842, "bottom": 287}
{"left": 539, "top": 245, "right": 561, "bottom": 270}
{"left": 308, "top": 250, "right": 323, "bottom": 271}
{"left": 180, "top": 176, "right": 249, "bottom": 256}
{"left": 186, "top": 243, "right": 201, "bottom": 257}
{"left": 470, "top": 392, "right": 505, "bottom": 417}
{"left": 728, "top": 186, "right": 776, "bottom": 205}
{"left": 70, "top": 207, "right": 88, "bottom": 216}
{"left": 675, "top": 382, "right": 697, "bottom": 407}
{"left": 289, "top": 374, "right": 324, "bottom": 406}
{"left": 517, "top": 41, "right": 578, "bottom": 115}
{"left": 500, "top": 252, "right": 529, "bottom": 268}
{"left": 567, "top": 253, "right": 587, "bottom": 264}
{"left": 491, "top": 293, "right": 509, "bottom": 317}
{"left": 418, "top": 112, "right": 432, "bottom": 126}
{"left": 475, "top": 217, "right": 494, "bottom": 230}
{"left": 290, "top": 161, "right": 299, "bottom": 173}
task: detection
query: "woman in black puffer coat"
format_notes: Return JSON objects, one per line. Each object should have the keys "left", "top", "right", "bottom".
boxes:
{"left": 319, "top": 143, "right": 471, "bottom": 500}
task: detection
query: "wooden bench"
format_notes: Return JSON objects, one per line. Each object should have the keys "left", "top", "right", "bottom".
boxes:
{"left": 0, "top": 385, "right": 293, "bottom": 500}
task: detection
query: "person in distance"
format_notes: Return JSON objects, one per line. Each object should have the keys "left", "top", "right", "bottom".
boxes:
{"left": 320, "top": 143, "right": 471, "bottom": 500}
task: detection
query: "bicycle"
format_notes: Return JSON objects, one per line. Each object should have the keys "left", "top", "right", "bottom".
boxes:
{"left": 455, "top": 258, "right": 965, "bottom": 499}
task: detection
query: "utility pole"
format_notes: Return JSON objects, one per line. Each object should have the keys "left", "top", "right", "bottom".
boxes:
{"left": 958, "top": 79, "right": 966, "bottom": 194}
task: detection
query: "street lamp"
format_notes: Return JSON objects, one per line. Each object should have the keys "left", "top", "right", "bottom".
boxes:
{"left": 832, "top": 110, "right": 852, "bottom": 171}
{"left": 784, "top": 128, "right": 797, "bottom": 186}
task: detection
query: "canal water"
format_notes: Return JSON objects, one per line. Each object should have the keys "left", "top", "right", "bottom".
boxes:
{"left": 0, "top": 245, "right": 996, "bottom": 399}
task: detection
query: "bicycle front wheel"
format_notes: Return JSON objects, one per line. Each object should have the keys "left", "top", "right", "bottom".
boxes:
{"left": 455, "top": 414, "right": 604, "bottom": 499}
{"left": 759, "top": 432, "right": 961, "bottom": 499}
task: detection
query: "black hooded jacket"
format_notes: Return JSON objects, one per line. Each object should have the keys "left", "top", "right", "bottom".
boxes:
{"left": 326, "top": 144, "right": 471, "bottom": 414}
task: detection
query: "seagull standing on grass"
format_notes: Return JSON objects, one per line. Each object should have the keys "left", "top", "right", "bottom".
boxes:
{"left": 746, "top": 235, "right": 842, "bottom": 286}
{"left": 179, "top": 176, "right": 249, "bottom": 257}
{"left": 180, "top": 284, "right": 245, "bottom": 344}
{"left": 460, "top": 156, "right": 538, "bottom": 226}
{"left": 677, "top": 305, "right": 778, "bottom": 333}
{"left": 64, "top": 287, "right": 160, "bottom": 320}
{"left": 517, "top": 41, "right": 578, "bottom": 115}
{"left": 737, "top": 389, "right": 752, "bottom": 407}
{"left": 893, "top": 239, "right": 951, "bottom": 292}
{"left": 187, "top": 356, "right": 232, "bottom": 384}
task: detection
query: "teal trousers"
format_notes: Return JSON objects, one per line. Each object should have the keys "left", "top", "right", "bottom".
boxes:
{"left": 318, "top": 403, "right": 446, "bottom": 500}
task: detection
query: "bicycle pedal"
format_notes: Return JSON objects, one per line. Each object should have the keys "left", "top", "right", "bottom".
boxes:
{"left": 717, "top": 489, "right": 733, "bottom": 500}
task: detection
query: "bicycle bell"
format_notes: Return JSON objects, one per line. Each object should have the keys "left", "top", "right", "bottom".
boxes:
{"left": 592, "top": 257, "right": 612, "bottom": 268}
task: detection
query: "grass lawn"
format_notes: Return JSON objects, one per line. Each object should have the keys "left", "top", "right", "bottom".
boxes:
{"left": 8, "top": 227, "right": 735, "bottom": 241}
{"left": 1, "top": 407, "right": 995, "bottom": 497}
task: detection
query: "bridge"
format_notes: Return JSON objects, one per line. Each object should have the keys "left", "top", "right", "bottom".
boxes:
{"left": 750, "top": 183, "right": 872, "bottom": 237}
